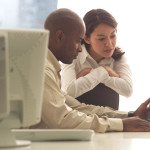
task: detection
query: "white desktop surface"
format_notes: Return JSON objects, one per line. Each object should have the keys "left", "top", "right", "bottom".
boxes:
{"left": 2, "top": 132, "right": 150, "bottom": 150}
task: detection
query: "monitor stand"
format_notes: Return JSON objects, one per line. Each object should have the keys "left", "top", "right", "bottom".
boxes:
{"left": 0, "top": 114, "right": 31, "bottom": 148}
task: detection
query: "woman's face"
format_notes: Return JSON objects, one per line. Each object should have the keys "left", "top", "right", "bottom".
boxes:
{"left": 84, "top": 23, "right": 117, "bottom": 62}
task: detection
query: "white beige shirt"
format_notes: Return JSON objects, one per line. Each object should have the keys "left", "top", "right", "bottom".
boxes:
{"left": 34, "top": 49, "right": 129, "bottom": 133}
{"left": 61, "top": 45, "right": 133, "bottom": 98}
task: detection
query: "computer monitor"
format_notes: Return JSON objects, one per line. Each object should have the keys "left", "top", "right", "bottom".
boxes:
{"left": 0, "top": 32, "right": 9, "bottom": 121}
{"left": 0, "top": 28, "right": 49, "bottom": 148}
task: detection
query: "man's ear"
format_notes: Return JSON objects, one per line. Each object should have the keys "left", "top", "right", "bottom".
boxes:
{"left": 84, "top": 35, "right": 90, "bottom": 44}
{"left": 56, "top": 30, "right": 64, "bottom": 42}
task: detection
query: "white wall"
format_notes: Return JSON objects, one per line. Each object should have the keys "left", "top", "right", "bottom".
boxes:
{"left": 58, "top": 0, "right": 150, "bottom": 111}
{"left": 0, "top": 0, "right": 19, "bottom": 27}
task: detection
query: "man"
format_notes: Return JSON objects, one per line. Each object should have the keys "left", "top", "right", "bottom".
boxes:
{"left": 35, "top": 8, "right": 150, "bottom": 132}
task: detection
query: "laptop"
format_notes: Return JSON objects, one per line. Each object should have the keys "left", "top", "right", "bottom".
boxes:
{"left": 12, "top": 129, "right": 94, "bottom": 141}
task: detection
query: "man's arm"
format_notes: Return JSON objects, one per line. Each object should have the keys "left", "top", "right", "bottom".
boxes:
{"left": 65, "top": 93, "right": 128, "bottom": 118}
{"left": 42, "top": 71, "right": 123, "bottom": 133}
{"left": 43, "top": 61, "right": 150, "bottom": 132}
{"left": 64, "top": 94, "right": 150, "bottom": 132}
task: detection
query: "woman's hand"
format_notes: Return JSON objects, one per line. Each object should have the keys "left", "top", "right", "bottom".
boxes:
{"left": 76, "top": 68, "right": 92, "bottom": 79}
{"left": 103, "top": 66, "right": 120, "bottom": 78}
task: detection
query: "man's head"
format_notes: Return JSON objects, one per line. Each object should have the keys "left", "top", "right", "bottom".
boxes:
{"left": 44, "top": 8, "right": 85, "bottom": 64}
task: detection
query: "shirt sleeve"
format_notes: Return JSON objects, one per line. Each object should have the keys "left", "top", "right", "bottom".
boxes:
{"left": 61, "top": 62, "right": 109, "bottom": 98}
{"left": 102, "top": 55, "right": 133, "bottom": 97}
{"left": 42, "top": 69, "right": 128, "bottom": 133}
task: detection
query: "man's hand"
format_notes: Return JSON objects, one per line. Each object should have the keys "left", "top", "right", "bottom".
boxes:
{"left": 103, "top": 66, "right": 120, "bottom": 78}
{"left": 76, "top": 68, "right": 92, "bottom": 79}
{"left": 134, "top": 98, "right": 150, "bottom": 119}
{"left": 123, "top": 117, "right": 150, "bottom": 132}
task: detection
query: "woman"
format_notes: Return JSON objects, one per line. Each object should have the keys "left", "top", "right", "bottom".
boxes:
{"left": 61, "top": 9, "right": 133, "bottom": 110}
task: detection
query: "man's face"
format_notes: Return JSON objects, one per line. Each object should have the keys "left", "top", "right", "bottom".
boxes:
{"left": 60, "top": 27, "right": 85, "bottom": 64}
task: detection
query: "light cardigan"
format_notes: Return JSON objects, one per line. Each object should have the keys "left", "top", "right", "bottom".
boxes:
{"left": 61, "top": 45, "right": 133, "bottom": 98}
{"left": 34, "top": 49, "right": 129, "bottom": 133}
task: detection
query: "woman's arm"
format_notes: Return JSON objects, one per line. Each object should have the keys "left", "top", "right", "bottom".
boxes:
{"left": 61, "top": 62, "right": 109, "bottom": 98}
{"left": 103, "top": 65, "right": 120, "bottom": 78}
{"left": 102, "top": 55, "right": 133, "bottom": 97}
{"left": 76, "top": 68, "right": 92, "bottom": 79}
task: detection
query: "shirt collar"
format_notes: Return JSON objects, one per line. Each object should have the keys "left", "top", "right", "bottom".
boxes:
{"left": 79, "top": 44, "right": 114, "bottom": 65}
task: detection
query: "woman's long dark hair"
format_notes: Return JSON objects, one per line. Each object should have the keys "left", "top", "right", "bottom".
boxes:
{"left": 82, "top": 9, "right": 124, "bottom": 61}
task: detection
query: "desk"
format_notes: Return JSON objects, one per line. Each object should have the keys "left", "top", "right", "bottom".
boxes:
{"left": 3, "top": 132, "right": 150, "bottom": 150}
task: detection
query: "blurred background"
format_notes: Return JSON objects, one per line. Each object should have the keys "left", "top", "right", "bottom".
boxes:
{"left": 1, "top": 0, "right": 150, "bottom": 111}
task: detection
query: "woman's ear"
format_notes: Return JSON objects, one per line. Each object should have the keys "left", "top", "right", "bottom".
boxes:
{"left": 84, "top": 35, "right": 90, "bottom": 44}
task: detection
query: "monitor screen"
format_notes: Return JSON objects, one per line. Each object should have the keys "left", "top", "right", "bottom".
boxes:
{"left": 0, "top": 28, "right": 49, "bottom": 148}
